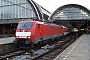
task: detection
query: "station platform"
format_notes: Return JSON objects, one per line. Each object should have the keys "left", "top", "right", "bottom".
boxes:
{"left": 54, "top": 34, "right": 90, "bottom": 60}
{"left": 0, "top": 37, "right": 15, "bottom": 44}
{"left": 0, "top": 37, "right": 16, "bottom": 54}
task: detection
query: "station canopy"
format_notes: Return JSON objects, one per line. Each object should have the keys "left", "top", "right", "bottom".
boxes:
{"left": 49, "top": 4, "right": 90, "bottom": 29}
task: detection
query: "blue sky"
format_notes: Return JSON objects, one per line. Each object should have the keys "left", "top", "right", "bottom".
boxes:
{"left": 33, "top": 0, "right": 90, "bottom": 13}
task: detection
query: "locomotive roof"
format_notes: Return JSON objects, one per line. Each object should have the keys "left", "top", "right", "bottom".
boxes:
{"left": 19, "top": 21, "right": 64, "bottom": 27}
{"left": 19, "top": 21, "right": 44, "bottom": 24}
{"left": 48, "top": 24, "right": 60, "bottom": 26}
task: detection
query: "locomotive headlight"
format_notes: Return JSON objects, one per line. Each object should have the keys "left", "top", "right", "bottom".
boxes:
{"left": 27, "top": 36, "right": 30, "bottom": 38}
{"left": 16, "top": 36, "right": 19, "bottom": 38}
{"left": 72, "top": 28, "right": 78, "bottom": 32}
{"left": 28, "top": 36, "right": 30, "bottom": 38}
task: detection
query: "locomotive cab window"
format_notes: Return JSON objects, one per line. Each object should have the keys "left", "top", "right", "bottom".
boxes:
{"left": 38, "top": 24, "right": 40, "bottom": 28}
{"left": 17, "top": 23, "right": 32, "bottom": 29}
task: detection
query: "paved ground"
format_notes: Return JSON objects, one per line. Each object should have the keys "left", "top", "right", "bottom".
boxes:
{"left": 0, "top": 37, "right": 15, "bottom": 44}
{"left": 54, "top": 34, "right": 90, "bottom": 60}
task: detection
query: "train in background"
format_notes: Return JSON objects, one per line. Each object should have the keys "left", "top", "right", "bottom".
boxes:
{"left": 13, "top": 20, "right": 69, "bottom": 47}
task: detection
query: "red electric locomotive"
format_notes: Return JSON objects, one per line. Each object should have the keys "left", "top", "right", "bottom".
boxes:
{"left": 13, "top": 20, "right": 69, "bottom": 47}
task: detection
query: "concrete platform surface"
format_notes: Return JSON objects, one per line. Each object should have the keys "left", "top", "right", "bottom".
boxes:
{"left": 54, "top": 34, "right": 90, "bottom": 60}
{"left": 0, "top": 37, "right": 15, "bottom": 44}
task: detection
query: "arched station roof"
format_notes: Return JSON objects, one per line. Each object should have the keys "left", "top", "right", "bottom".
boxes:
{"left": 49, "top": 4, "right": 90, "bottom": 29}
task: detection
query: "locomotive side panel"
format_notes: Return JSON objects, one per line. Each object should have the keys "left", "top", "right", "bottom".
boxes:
{"left": 34, "top": 23, "right": 43, "bottom": 43}
{"left": 42, "top": 24, "right": 52, "bottom": 40}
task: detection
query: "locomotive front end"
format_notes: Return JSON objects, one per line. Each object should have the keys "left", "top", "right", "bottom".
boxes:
{"left": 14, "top": 21, "right": 34, "bottom": 47}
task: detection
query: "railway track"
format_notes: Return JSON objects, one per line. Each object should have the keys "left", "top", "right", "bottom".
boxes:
{"left": 32, "top": 33, "right": 82, "bottom": 60}
{"left": 0, "top": 33, "right": 82, "bottom": 60}
{"left": 0, "top": 48, "right": 26, "bottom": 60}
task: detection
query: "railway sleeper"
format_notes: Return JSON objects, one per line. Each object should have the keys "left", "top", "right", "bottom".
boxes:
{"left": 44, "top": 55, "right": 54, "bottom": 58}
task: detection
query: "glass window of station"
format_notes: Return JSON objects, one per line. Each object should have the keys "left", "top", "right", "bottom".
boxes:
{"left": 0, "top": 0, "right": 37, "bottom": 20}
{"left": 52, "top": 7, "right": 90, "bottom": 20}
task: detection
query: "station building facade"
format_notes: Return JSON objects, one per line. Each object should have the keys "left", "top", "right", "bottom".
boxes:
{"left": 0, "top": 0, "right": 51, "bottom": 36}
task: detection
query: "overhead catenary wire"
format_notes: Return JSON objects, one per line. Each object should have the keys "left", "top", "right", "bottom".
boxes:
{"left": 45, "top": 0, "right": 56, "bottom": 8}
